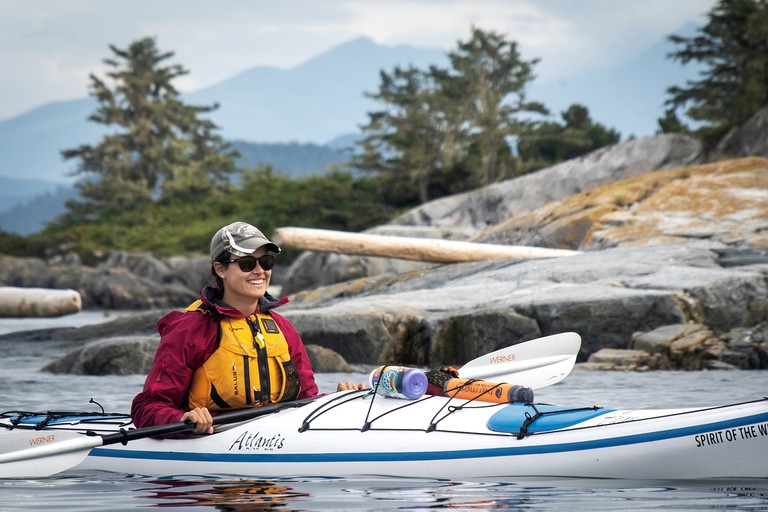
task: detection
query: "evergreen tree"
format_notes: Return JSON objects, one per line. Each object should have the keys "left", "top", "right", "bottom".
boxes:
{"left": 518, "top": 104, "right": 621, "bottom": 170}
{"left": 354, "top": 66, "right": 443, "bottom": 204}
{"left": 664, "top": 0, "right": 768, "bottom": 145}
{"left": 61, "top": 37, "right": 238, "bottom": 221}
{"left": 447, "top": 27, "right": 548, "bottom": 186}
{"left": 656, "top": 108, "right": 688, "bottom": 134}
{"left": 354, "top": 27, "right": 547, "bottom": 202}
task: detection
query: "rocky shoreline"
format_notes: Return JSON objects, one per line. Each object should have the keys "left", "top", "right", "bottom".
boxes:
{"left": 1, "top": 134, "right": 767, "bottom": 376}
{"left": 1, "top": 243, "right": 765, "bottom": 375}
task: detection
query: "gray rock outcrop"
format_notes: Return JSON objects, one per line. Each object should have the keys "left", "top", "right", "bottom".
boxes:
{"left": 41, "top": 333, "right": 353, "bottom": 375}
{"left": 585, "top": 322, "right": 768, "bottom": 371}
{"left": 392, "top": 133, "right": 703, "bottom": 230}
{"left": 282, "top": 134, "right": 704, "bottom": 294}
{"left": 42, "top": 335, "right": 160, "bottom": 375}
{"left": 305, "top": 344, "right": 353, "bottom": 373}
{"left": 279, "top": 244, "right": 768, "bottom": 368}
{"left": 715, "top": 106, "right": 768, "bottom": 159}
{"left": 0, "top": 253, "right": 207, "bottom": 310}
{"left": 4, "top": 137, "right": 768, "bottom": 375}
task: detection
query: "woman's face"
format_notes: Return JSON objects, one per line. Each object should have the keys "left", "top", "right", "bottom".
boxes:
{"left": 214, "top": 248, "right": 272, "bottom": 309}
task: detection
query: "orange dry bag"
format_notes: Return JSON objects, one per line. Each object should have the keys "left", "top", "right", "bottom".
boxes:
{"left": 443, "top": 378, "right": 534, "bottom": 404}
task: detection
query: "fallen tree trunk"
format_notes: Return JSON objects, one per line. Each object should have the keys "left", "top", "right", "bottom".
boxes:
{"left": 272, "top": 227, "right": 580, "bottom": 264}
{"left": 0, "top": 287, "right": 82, "bottom": 318}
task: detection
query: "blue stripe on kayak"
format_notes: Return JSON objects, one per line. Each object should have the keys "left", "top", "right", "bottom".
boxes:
{"left": 90, "top": 411, "right": 768, "bottom": 464}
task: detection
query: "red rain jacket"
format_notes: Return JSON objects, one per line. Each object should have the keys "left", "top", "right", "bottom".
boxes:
{"left": 131, "top": 286, "right": 318, "bottom": 428}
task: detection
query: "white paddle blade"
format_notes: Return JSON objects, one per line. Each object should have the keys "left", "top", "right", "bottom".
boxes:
{"left": 458, "top": 332, "right": 581, "bottom": 389}
{"left": 0, "top": 430, "right": 101, "bottom": 478}
{"left": 460, "top": 353, "right": 577, "bottom": 389}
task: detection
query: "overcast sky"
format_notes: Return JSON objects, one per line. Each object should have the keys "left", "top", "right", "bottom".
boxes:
{"left": 1, "top": 0, "right": 714, "bottom": 122}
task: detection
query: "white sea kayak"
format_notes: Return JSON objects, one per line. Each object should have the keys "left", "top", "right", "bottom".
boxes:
{"left": 2, "top": 390, "right": 767, "bottom": 480}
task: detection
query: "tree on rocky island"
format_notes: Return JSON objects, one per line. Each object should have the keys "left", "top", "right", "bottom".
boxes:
{"left": 663, "top": 0, "right": 768, "bottom": 149}
{"left": 60, "top": 37, "right": 239, "bottom": 222}
{"left": 354, "top": 27, "right": 625, "bottom": 205}
{"left": 518, "top": 104, "right": 621, "bottom": 171}
{"left": 353, "top": 27, "right": 549, "bottom": 205}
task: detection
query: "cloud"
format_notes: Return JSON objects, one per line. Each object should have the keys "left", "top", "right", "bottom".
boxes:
{"left": 336, "top": 0, "right": 712, "bottom": 81}
{"left": 0, "top": 0, "right": 714, "bottom": 121}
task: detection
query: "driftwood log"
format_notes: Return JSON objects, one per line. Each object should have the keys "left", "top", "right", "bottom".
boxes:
{"left": 0, "top": 286, "right": 82, "bottom": 318}
{"left": 272, "top": 227, "right": 580, "bottom": 264}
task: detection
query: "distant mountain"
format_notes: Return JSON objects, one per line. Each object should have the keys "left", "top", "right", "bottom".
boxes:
{"left": 187, "top": 37, "right": 448, "bottom": 143}
{"left": 0, "top": 37, "right": 445, "bottom": 186}
{"left": 531, "top": 22, "right": 701, "bottom": 138}
{"left": 0, "top": 139, "right": 354, "bottom": 235}
{"left": 232, "top": 140, "right": 350, "bottom": 177}
{"left": 0, "top": 97, "right": 102, "bottom": 185}
{"left": 0, "top": 31, "right": 701, "bottom": 235}
{"left": 0, "top": 177, "right": 64, "bottom": 206}
{"left": 0, "top": 37, "right": 445, "bottom": 234}
{"left": 0, "top": 180, "right": 78, "bottom": 235}
{"left": 326, "top": 133, "right": 362, "bottom": 151}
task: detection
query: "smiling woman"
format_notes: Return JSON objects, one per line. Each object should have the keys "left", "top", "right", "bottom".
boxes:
{"left": 129, "top": 220, "right": 363, "bottom": 435}
{"left": 210, "top": 222, "right": 281, "bottom": 317}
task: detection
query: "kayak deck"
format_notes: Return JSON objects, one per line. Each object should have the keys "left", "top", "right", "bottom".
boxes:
{"left": 2, "top": 393, "right": 768, "bottom": 480}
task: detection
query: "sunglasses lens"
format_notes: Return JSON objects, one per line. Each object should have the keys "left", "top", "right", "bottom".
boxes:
{"left": 233, "top": 255, "right": 275, "bottom": 272}
{"left": 237, "top": 257, "right": 257, "bottom": 272}
{"left": 257, "top": 255, "right": 275, "bottom": 270}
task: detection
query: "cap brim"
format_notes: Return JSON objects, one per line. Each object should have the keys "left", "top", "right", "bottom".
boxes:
{"left": 229, "top": 240, "right": 281, "bottom": 257}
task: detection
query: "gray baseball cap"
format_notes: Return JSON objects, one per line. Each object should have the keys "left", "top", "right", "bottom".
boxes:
{"left": 210, "top": 221, "right": 281, "bottom": 262}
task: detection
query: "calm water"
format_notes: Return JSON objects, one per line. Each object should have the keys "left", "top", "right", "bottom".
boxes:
{"left": 0, "top": 312, "right": 766, "bottom": 511}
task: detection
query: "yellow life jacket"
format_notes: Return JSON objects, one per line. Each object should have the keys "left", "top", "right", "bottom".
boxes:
{"left": 185, "top": 300, "right": 301, "bottom": 411}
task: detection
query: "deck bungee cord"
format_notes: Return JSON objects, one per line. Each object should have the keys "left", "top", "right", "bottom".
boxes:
{"left": 0, "top": 410, "right": 132, "bottom": 430}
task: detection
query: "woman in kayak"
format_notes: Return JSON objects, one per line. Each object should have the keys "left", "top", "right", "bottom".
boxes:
{"left": 131, "top": 221, "right": 363, "bottom": 434}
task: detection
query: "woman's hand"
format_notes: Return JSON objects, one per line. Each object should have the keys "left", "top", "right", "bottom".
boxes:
{"left": 336, "top": 381, "right": 366, "bottom": 392}
{"left": 182, "top": 407, "right": 214, "bottom": 434}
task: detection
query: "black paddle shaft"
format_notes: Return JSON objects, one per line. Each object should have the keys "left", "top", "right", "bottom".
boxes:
{"left": 94, "top": 398, "right": 318, "bottom": 447}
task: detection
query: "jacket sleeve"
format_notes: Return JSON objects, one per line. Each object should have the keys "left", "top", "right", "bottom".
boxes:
{"left": 131, "top": 311, "right": 218, "bottom": 428}
{"left": 271, "top": 311, "right": 319, "bottom": 399}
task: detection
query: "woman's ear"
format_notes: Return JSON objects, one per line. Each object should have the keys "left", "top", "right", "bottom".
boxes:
{"left": 213, "top": 261, "right": 226, "bottom": 277}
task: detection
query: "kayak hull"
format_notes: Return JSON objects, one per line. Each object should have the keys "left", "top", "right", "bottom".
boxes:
{"left": 4, "top": 392, "right": 768, "bottom": 480}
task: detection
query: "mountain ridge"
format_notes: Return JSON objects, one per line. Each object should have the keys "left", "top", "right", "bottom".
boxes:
{"left": 185, "top": 36, "right": 447, "bottom": 143}
{"left": 0, "top": 31, "right": 699, "bottom": 234}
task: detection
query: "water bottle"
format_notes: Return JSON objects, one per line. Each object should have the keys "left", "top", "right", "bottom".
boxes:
{"left": 368, "top": 365, "right": 428, "bottom": 400}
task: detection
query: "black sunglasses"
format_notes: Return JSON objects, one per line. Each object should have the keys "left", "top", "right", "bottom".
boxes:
{"left": 228, "top": 254, "right": 275, "bottom": 272}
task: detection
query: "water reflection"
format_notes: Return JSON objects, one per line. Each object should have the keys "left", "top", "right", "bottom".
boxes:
{"left": 135, "top": 476, "right": 533, "bottom": 510}
{"left": 141, "top": 475, "right": 310, "bottom": 509}
{"left": 3, "top": 473, "right": 768, "bottom": 511}
{"left": 130, "top": 475, "right": 768, "bottom": 511}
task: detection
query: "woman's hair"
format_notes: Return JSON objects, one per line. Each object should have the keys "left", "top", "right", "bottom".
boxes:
{"left": 210, "top": 251, "right": 231, "bottom": 289}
